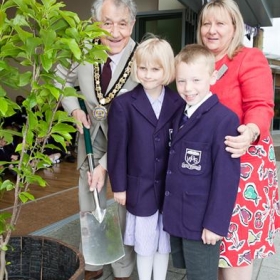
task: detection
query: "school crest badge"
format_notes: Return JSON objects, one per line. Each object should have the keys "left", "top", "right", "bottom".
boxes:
{"left": 182, "top": 148, "right": 202, "bottom": 171}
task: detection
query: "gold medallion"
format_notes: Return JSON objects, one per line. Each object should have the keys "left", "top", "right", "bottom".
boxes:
{"left": 93, "top": 40, "right": 137, "bottom": 106}
{"left": 92, "top": 104, "right": 107, "bottom": 121}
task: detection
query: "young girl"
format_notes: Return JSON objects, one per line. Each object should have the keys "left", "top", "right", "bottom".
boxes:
{"left": 107, "top": 36, "right": 184, "bottom": 280}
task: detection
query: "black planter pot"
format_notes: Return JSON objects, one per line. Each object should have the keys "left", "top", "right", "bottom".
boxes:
{"left": 6, "top": 236, "right": 85, "bottom": 280}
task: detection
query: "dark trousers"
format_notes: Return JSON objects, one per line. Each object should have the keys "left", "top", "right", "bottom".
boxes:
{"left": 171, "top": 236, "right": 221, "bottom": 280}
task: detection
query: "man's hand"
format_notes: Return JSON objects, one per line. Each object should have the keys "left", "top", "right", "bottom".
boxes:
{"left": 87, "top": 164, "right": 106, "bottom": 192}
{"left": 72, "top": 108, "right": 90, "bottom": 134}
{"left": 201, "top": 228, "right": 223, "bottom": 245}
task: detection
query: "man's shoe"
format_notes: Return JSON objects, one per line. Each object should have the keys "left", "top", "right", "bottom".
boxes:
{"left": 114, "top": 278, "right": 130, "bottom": 280}
{"left": 85, "top": 269, "right": 103, "bottom": 280}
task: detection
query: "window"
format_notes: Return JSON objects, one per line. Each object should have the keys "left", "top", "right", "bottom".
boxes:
{"left": 133, "top": 10, "right": 186, "bottom": 55}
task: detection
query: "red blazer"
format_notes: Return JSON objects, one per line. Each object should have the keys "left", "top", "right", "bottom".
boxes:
{"left": 211, "top": 47, "right": 274, "bottom": 137}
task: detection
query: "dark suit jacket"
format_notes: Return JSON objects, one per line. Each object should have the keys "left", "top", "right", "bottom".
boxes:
{"left": 163, "top": 94, "right": 240, "bottom": 239}
{"left": 108, "top": 84, "right": 185, "bottom": 216}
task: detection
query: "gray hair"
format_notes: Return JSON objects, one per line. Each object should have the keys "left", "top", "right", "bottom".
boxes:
{"left": 91, "top": 0, "right": 137, "bottom": 22}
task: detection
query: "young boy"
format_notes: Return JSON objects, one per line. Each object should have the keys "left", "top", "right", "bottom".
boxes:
{"left": 162, "top": 44, "right": 240, "bottom": 280}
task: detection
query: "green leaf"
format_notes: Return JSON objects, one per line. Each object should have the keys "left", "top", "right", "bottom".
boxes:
{"left": 41, "top": 0, "right": 58, "bottom": 7}
{"left": 19, "top": 191, "right": 35, "bottom": 203}
{"left": 52, "top": 123, "right": 76, "bottom": 134}
{"left": 37, "top": 121, "right": 49, "bottom": 137}
{"left": 0, "top": 244, "right": 9, "bottom": 251}
{"left": 0, "top": 97, "right": 8, "bottom": 115}
{"left": 0, "top": 9, "right": 7, "bottom": 28}
{"left": 0, "top": 97, "right": 17, "bottom": 117}
{"left": 19, "top": 71, "right": 32, "bottom": 86}
{"left": 60, "top": 38, "right": 81, "bottom": 60}
{"left": 0, "top": 42, "right": 22, "bottom": 58}
{"left": 51, "top": 133, "right": 67, "bottom": 150}
{"left": 62, "top": 86, "right": 81, "bottom": 98}
{"left": 27, "top": 110, "right": 38, "bottom": 129}
{"left": 25, "top": 127, "right": 34, "bottom": 146}
{"left": 59, "top": 10, "right": 79, "bottom": 28}
{"left": 40, "top": 53, "right": 53, "bottom": 72}
{"left": 50, "top": 17, "right": 69, "bottom": 33}
{"left": 0, "top": 86, "right": 7, "bottom": 97}
{"left": 0, "top": 212, "right": 12, "bottom": 220}
{"left": 0, "top": 128, "right": 20, "bottom": 144}
{"left": 15, "top": 143, "right": 23, "bottom": 153}
{"left": 55, "top": 110, "right": 75, "bottom": 123}
{"left": 0, "top": 180, "right": 14, "bottom": 191}
{"left": 25, "top": 37, "right": 43, "bottom": 55}
{"left": 25, "top": 174, "right": 46, "bottom": 187}
{"left": 65, "top": 27, "right": 81, "bottom": 41}
{"left": 44, "top": 84, "right": 60, "bottom": 100}
{"left": 40, "top": 29, "right": 56, "bottom": 48}
{"left": 12, "top": 13, "right": 30, "bottom": 27}
{"left": 13, "top": 25, "right": 33, "bottom": 43}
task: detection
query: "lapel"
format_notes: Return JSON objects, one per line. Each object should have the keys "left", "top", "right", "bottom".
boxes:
{"left": 155, "top": 87, "right": 184, "bottom": 133}
{"left": 131, "top": 85, "right": 185, "bottom": 130}
{"left": 107, "top": 39, "right": 136, "bottom": 93}
{"left": 131, "top": 84, "right": 158, "bottom": 127}
{"left": 172, "top": 94, "right": 219, "bottom": 145}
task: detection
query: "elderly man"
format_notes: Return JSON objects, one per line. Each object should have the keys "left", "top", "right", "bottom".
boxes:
{"left": 57, "top": 0, "right": 138, "bottom": 279}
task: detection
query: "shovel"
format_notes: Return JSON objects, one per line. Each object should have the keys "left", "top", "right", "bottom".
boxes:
{"left": 78, "top": 99, "right": 125, "bottom": 266}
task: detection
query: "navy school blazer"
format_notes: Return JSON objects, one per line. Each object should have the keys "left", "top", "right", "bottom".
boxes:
{"left": 163, "top": 94, "right": 240, "bottom": 239}
{"left": 108, "top": 84, "right": 185, "bottom": 216}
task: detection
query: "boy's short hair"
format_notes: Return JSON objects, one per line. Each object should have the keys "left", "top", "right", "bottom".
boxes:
{"left": 131, "top": 35, "right": 175, "bottom": 85}
{"left": 175, "top": 44, "right": 215, "bottom": 75}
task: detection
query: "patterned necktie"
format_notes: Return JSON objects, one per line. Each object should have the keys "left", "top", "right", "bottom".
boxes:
{"left": 179, "top": 110, "right": 188, "bottom": 128}
{"left": 101, "top": 57, "right": 112, "bottom": 93}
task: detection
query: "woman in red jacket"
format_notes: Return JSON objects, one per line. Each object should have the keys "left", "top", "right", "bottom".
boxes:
{"left": 197, "top": 0, "right": 280, "bottom": 279}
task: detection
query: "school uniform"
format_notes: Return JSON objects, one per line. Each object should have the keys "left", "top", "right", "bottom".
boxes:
{"left": 162, "top": 93, "right": 240, "bottom": 279}
{"left": 108, "top": 84, "right": 185, "bottom": 255}
{"left": 108, "top": 84, "right": 184, "bottom": 216}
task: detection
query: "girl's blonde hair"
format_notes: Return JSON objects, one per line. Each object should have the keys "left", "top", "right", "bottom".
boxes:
{"left": 131, "top": 35, "right": 175, "bottom": 85}
{"left": 197, "top": 0, "right": 244, "bottom": 59}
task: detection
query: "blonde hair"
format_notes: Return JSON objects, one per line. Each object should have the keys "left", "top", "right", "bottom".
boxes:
{"left": 197, "top": 0, "right": 244, "bottom": 59}
{"left": 131, "top": 35, "right": 175, "bottom": 85}
{"left": 175, "top": 44, "right": 215, "bottom": 75}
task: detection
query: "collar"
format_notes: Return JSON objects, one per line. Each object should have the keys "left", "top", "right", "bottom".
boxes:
{"left": 145, "top": 87, "right": 165, "bottom": 105}
{"left": 185, "top": 92, "right": 212, "bottom": 117}
{"left": 108, "top": 48, "right": 125, "bottom": 73}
